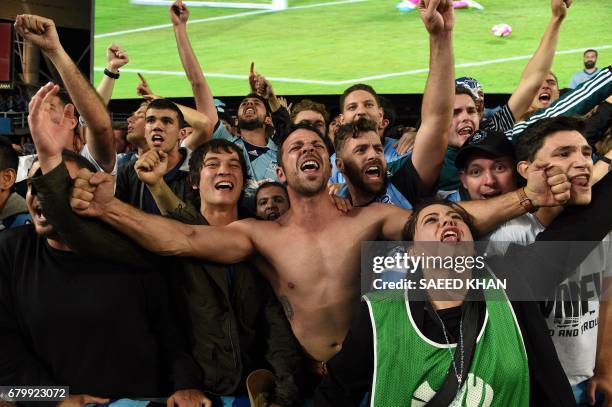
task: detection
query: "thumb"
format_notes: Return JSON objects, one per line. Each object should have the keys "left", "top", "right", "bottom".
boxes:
{"left": 529, "top": 159, "right": 550, "bottom": 172}
{"left": 587, "top": 378, "right": 596, "bottom": 405}
{"left": 76, "top": 167, "right": 94, "bottom": 182}
{"left": 89, "top": 172, "right": 111, "bottom": 187}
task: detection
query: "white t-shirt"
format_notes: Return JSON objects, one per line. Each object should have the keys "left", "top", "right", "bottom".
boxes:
{"left": 16, "top": 144, "right": 118, "bottom": 182}
{"left": 486, "top": 213, "right": 612, "bottom": 385}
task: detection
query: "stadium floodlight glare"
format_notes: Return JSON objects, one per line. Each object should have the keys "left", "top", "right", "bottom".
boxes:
{"left": 129, "top": 0, "right": 288, "bottom": 10}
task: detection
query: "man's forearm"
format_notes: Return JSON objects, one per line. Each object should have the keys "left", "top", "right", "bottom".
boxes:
{"left": 99, "top": 198, "right": 195, "bottom": 255}
{"left": 459, "top": 191, "right": 525, "bottom": 234}
{"left": 173, "top": 25, "right": 218, "bottom": 124}
{"left": 508, "top": 16, "right": 563, "bottom": 120}
{"left": 46, "top": 48, "right": 115, "bottom": 169}
{"left": 411, "top": 31, "right": 453, "bottom": 188}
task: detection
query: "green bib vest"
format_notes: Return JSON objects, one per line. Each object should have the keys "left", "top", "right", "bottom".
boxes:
{"left": 365, "top": 286, "right": 529, "bottom": 407}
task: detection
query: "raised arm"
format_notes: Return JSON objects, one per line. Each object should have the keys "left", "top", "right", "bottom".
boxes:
{"left": 411, "top": 0, "right": 455, "bottom": 190}
{"left": 96, "top": 44, "right": 129, "bottom": 106}
{"left": 15, "top": 14, "right": 116, "bottom": 172}
{"left": 506, "top": 0, "right": 569, "bottom": 121}
{"left": 508, "top": 66, "right": 612, "bottom": 141}
{"left": 137, "top": 77, "right": 214, "bottom": 150}
{"left": 170, "top": 0, "right": 219, "bottom": 124}
{"left": 70, "top": 168, "right": 255, "bottom": 263}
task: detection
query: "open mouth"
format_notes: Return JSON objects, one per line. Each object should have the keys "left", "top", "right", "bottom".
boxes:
{"left": 33, "top": 205, "right": 49, "bottom": 225}
{"left": 243, "top": 107, "right": 256, "bottom": 116}
{"left": 481, "top": 190, "right": 502, "bottom": 199}
{"left": 214, "top": 180, "right": 234, "bottom": 191}
{"left": 151, "top": 134, "right": 164, "bottom": 147}
{"left": 570, "top": 174, "right": 590, "bottom": 188}
{"left": 457, "top": 125, "right": 474, "bottom": 138}
{"left": 364, "top": 165, "right": 382, "bottom": 179}
{"left": 440, "top": 227, "right": 461, "bottom": 242}
{"left": 300, "top": 159, "right": 320, "bottom": 173}
{"left": 538, "top": 93, "right": 551, "bottom": 104}
{"left": 266, "top": 211, "right": 280, "bottom": 220}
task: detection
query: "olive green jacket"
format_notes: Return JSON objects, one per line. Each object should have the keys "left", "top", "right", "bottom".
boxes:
{"left": 33, "top": 163, "right": 303, "bottom": 406}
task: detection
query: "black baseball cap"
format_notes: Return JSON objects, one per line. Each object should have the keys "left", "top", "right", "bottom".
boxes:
{"left": 455, "top": 130, "right": 516, "bottom": 170}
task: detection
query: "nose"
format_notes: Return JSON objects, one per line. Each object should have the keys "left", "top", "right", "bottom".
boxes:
{"left": 441, "top": 215, "right": 457, "bottom": 227}
{"left": 483, "top": 170, "right": 497, "bottom": 186}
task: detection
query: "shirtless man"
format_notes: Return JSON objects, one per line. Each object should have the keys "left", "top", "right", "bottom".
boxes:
{"left": 68, "top": 2, "right": 570, "bottom": 364}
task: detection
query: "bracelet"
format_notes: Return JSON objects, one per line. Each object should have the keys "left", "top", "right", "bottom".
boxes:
{"left": 517, "top": 187, "right": 538, "bottom": 213}
{"left": 104, "top": 68, "right": 120, "bottom": 79}
{"left": 599, "top": 156, "right": 611, "bottom": 166}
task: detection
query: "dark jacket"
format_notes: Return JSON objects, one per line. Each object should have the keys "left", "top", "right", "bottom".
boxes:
{"left": 33, "top": 163, "right": 303, "bottom": 406}
{"left": 115, "top": 147, "right": 193, "bottom": 213}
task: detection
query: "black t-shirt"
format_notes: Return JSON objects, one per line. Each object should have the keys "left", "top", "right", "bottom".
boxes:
{"left": 0, "top": 225, "right": 200, "bottom": 397}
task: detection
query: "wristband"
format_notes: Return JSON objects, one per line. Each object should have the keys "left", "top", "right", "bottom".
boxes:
{"left": 599, "top": 156, "right": 611, "bottom": 166}
{"left": 517, "top": 187, "right": 538, "bottom": 213}
{"left": 104, "top": 68, "right": 120, "bottom": 79}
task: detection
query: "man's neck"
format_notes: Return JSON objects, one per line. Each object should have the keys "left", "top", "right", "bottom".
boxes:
{"left": 46, "top": 237, "right": 71, "bottom": 252}
{"left": 346, "top": 182, "right": 376, "bottom": 207}
{"left": 240, "top": 128, "right": 267, "bottom": 147}
{"left": 165, "top": 147, "right": 182, "bottom": 173}
{"left": 201, "top": 203, "right": 239, "bottom": 226}
{"left": 286, "top": 188, "right": 337, "bottom": 227}
{"left": 585, "top": 66, "right": 598, "bottom": 74}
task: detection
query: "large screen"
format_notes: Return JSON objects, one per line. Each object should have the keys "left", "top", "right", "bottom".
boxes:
{"left": 0, "top": 23, "right": 12, "bottom": 87}
{"left": 93, "top": 0, "right": 610, "bottom": 98}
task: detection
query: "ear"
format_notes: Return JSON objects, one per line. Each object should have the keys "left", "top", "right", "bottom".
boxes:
{"left": 336, "top": 157, "right": 345, "bottom": 173}
{"left": 0, "top": 169, "right": 16, "bottom": 190}
{"left": 517, "top": 161, "right": 530, "bottom": 180}
{"left": 458, "top": 171, "right": 468, "bottom": 189}
{"left": 276, "top": 165, "right": 286, "bottom": 183}
{"left": 264, "top": 116, "right": 273, "bottom": 126}
{"left": 381, "top": 118, "right": 390, "bottom": 131}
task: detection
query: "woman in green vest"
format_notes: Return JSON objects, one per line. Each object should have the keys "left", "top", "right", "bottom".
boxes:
{"left": 313, "top": 189, "right": 612, "bottom": 406}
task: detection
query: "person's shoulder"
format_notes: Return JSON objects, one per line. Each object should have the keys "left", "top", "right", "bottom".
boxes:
{"left": 0, "top": 224, "right": 36, "bottom": 249}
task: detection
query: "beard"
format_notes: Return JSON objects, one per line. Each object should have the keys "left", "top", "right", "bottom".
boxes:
{"left": 343, "top": 159, "right": 386, "bottom": 197}
{"left": 238, "top": 117, "right": 264, "bottom": 131}
{"left": 584, "top": 61, "right": 596, "bottom": 69}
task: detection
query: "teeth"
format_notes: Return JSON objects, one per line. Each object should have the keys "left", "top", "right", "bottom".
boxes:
{"left": 215, "top": 181, "right": 233, "bottom": 189}
{"left": 301, "top": 160, "right": 319, "bottom": 170}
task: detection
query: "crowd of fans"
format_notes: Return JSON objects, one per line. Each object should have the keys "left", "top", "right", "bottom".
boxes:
{"left": 0, "top": 0, "right": 611, "bottom": 406}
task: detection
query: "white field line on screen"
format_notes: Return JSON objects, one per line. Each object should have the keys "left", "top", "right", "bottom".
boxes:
{"left": 94, "top": 0, "right": 369, "bottom": 39}
{"left": 93, "top": 44, "right": 612, "bottom": 86}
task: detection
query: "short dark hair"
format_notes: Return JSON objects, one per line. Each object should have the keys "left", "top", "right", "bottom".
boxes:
{"left": 339, "top": 84, "right": 380, "bottom": 112}
{"left": 277, "top": 122, "right": 332, "bottom": 169}
{"left": 584, "top": 49, "right": 598, "bottom": 57}
{"left": 402, "top": 198, "right": 477, "bottom": 241}
{"left": 0, "top": 136, "right": 18, "bottom": 172}
{"left": 455, "top": 85, "right": 477, "bottom": 104}
{"left": 188, "top": 139, "right": 248, "bottom": 190}
{"left": 515, "top": 116, "right": 586, "bottom": 162}
{"left": 241, "top": 93, "right": 271, "bottom": 115}
{"left": 256, "top": 181, "right": 288, "bottom": 201}
{"left": 290, "top": 99, "right": 330, "bottom": 125}
{"left": 333, "top": 117, "right": 379, "bottom": 155}
{"left": 379, "top": 96, "right": 397, "bottom": 128}
{"left": 146, "top": 98, "right": 186, "bottom": 129}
